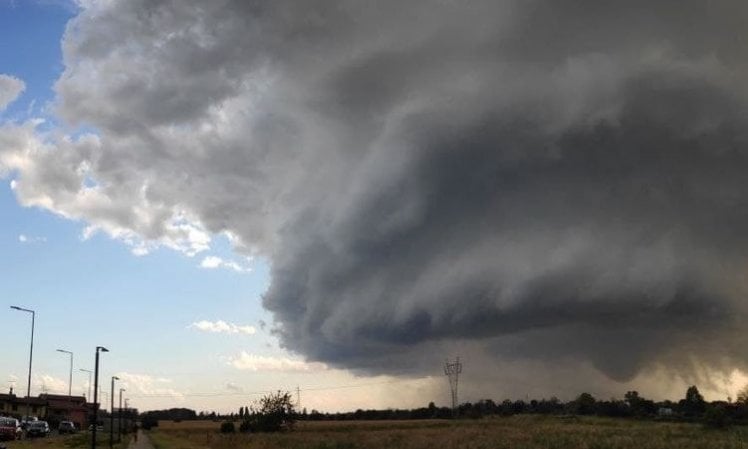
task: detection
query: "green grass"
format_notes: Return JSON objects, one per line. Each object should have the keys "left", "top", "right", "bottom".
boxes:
{"left": 3, "top": 432, "right": 131, "bottom": 449}
{"left": 145, "top": 415, "right": 748, "bottom": 449}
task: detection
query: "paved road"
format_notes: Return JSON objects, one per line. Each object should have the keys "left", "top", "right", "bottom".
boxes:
{"left": 128, "top": 430, "right": 154, "bottom": 449}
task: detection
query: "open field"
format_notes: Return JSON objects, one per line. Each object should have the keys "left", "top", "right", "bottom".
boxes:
{"left": 148, "top": 416, "right": 748, "bottom": 449}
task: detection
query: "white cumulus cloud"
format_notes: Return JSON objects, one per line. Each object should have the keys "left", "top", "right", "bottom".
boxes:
{"left": 36, "top": 374, "right": 67, "bottom": 394}
{"left": 116, "top": 372, "right": 183, "bottom": 399}
{"left": 0, "top": 75, "right": 24, "bottom": 112}
{"left": 199, "top": 255, "right": 252, "bottom": 272}
{"left": 18, "top": 234, "right": 46, "bottom": 244}
{"left": 190, "top": 320, "right": 256, "bottom": 335}
{"left": 228, "top": 352, "right": 327, "bottom": 373}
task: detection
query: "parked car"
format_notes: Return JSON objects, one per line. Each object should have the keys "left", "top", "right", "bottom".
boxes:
{"left": 26, "top": 421, "right": 50, "bottom": 438}
{"left": 20, "top": 416, "right": 38, "bottom": 430}
{"left": 0, "top": 417, "right": 22, "bottom": 441}
{"left": 59, "top": 421, "right": 77, "bottom": 434}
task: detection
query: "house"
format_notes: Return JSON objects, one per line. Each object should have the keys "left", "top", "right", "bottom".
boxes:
{"left": 0, "top": 391, "right": 90, "bottom": 429}
{"left": 0, "top": 393, "right": 47, "bottom": 418}
{"left": 658, "top": 407, "right": 673, "bottom": 417}
{"left": 39, "top": 394, "right": 90, "bottom": 429}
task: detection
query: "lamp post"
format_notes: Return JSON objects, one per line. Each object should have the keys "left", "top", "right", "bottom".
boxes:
{"left": 92, "top": 346, "right": 108, "bottom": 449}
{"left": 110, "top": 376, "right": 119, "bottom": 449}
{"left": 80, "top": 369, "right": 93, "bottom": 401}
{"left": 10, "top": 306, "right": 34, "bottom": 421}
{"left": 56, "top": 349, "right": 74, "bottom": 398}
{"left": 118, "top": 388, "right": 125, "bottom": 443}
{"left": 124, "top": 398, "right": 130, "bottom": 439}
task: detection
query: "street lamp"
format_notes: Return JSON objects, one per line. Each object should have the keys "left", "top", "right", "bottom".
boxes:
{"left": 80, "top": 369, "right": 93, "bottom": 401}
{"left": 110, "top": 376, "right": 119, "bottom": 449}
{"left": 118, "top": 388, "right": 125, "bottom": 443}
{"left": 56, "top": 349, "right": 74, "bottom": 398}
{"left": 92, "top": 346, "right": 108, "bottom": 449}
{"left": 10, "top": 306, "right": 35, "bottom": 421}
{"left": 124, "top": 398, "right": 131, "bottom": 439}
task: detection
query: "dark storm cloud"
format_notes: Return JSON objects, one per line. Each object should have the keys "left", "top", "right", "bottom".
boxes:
{"left": 258, "top": 0, "right": 748, "bottom": 379}
{"left": 265, "top": 57, "right": 748, "bottom": 378}
{"left": 5, "top": 0, "right": 748, "bottom": 386}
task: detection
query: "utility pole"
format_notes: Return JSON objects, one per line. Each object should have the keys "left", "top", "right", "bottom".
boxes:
{"left": 118, "top": 388, "right": 125, "bottom": 443}
{"left": 10, "top": 306, "right": 35, "bottom": 421}
{"left": 110, "top": 376, "right": 119, "bottom": 449}
{"left": 92, "top": 346, "right": 108, "bottom": 449}
{"left": 124, "top": 398, "right": 130, "bottom": 436}
{"left": 296, "top": 386, "right": 301, "bottom": 410}
{"left": 56, "top": 349, "right": 74, "bottom": 399}
{"left": 80, "top": 369, "right": 93, "bottom": 401}
{"left": 444, "top": 357, "right": 462, "bottom": 417}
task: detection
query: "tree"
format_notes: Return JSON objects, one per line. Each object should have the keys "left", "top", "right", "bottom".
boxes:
{"left": 624, "top": 391, "right": 640, "bottom": 406}
{"left": 427, "top": 402, "right": 437, "bottom": 418}
{"left": 574, "top": 393, "right": 596, "bottom": 415}
{"left": 624, "top": 390, "right": 655, "bottom": 417}
{"left": 686, "top": 386, "right": 704, "bottom": 404}
{"left": 243, "top": 390, "right": 296, "bottom": 432}
{"left": 499, "top": 399, "right": 514, "bottom": 416}
{"left": 680, "top": 386, "right": 706, "bottom": 417}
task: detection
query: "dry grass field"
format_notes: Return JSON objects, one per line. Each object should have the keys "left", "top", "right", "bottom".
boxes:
{"left": 148, "top": 416, "right": 748, "bottom": 449}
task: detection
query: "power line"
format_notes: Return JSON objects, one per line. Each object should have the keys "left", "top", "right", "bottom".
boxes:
{"left": 125, "top": 376, "right": 435, "bottom": 399}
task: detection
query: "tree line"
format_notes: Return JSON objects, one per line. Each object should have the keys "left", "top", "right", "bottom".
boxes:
{"left": 139, "top": 385, "right": 748, "bottom": 430}
{"left": 296, "top": 386, "right": 741, "bottom": 426}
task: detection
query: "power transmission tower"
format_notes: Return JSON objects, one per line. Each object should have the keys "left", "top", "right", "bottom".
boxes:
{"left": 444, "top": 357, "right": 462, "bottom": 417}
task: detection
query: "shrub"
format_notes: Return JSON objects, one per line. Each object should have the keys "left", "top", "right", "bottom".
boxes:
{"left": 140, "top": 416, "right": 158, "bottom": 430}
{"left": 703, "top": 406, "right": 730, "bottom": 429}
{"left": 220, "top": 421, "right": 236, "bottom": 433}
{"left": 239, "top": 420, "right": 252, "bottom": 433}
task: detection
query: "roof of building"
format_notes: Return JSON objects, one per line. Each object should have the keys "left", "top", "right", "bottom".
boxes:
{"left": 39, "top": 394, "right": 87, "bottom": 403}
{"left": 0, "top": 393, "right": 83, "bottom": 406}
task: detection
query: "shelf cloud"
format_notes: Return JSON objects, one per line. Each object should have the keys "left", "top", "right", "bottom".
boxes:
{"left": 2, "top": 0, "right": 748, "bottom": 391}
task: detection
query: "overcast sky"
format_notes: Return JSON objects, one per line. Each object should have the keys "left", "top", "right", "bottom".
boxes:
{"left": 2, "top": 0, "right": 748, "bottom": 412}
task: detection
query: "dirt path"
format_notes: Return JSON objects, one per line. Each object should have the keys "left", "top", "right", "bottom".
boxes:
{"left": 127, "top": 430, "right": 154, "bottom": 449}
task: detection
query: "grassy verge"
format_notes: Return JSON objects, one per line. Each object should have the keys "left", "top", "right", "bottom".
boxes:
{"left": 4, "top": 432, "right": 131, "bottom": 449}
